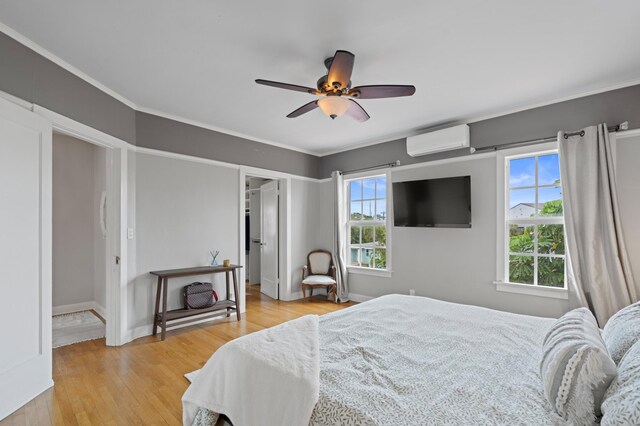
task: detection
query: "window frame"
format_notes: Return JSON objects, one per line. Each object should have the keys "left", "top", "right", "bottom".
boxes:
{"left": 345, "top": 170, "right": 393, "bottom": 277}
{"left": 495, "top": 142, "right": 568, "bottom": 300}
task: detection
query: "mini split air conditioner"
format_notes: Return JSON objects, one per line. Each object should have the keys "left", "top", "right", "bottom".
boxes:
{"left": 406, "top": 124, "right": 471, "bottom": 157}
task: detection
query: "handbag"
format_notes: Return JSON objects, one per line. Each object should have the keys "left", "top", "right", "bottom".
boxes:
{"left": 183, "top": 282, "right": 218, "bottom": 309}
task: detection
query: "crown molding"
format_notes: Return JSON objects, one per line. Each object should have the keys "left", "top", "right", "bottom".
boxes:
{"left": 2, "top": 23, "right": 639, "bottom": 158}
{"left": 135, "top": 106, "right": 318, "bottom": 156}
{"left": 318, "top": 77, "right": 640, "bottom": 157}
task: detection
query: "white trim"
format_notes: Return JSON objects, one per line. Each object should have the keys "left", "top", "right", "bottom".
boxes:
{"left": 319, "top": 78, "right": 640, "bottom": 157}
{"left": 0, "top": 89, "right": 33, "bottom": 110}
{"left": 52, "top": 301, "right": 106, "bottom": 317}
{"left": 134, "top": 146, "right": 239, "bottom": 170}
{"left": 33, "top": 105, "right": 129, "bottom": 149}
{"left": 391, "top": 150, "right": 497, "bottom": 173}
{"left": 125, "top": 311, "right": 246, "bottom": 341}
{"left": 495, "top": 281, "right": 568, "bottom": 300}
{"left": 0, "top": 380, "right": 54, "bottom": 421}
{"left": 282, "top": 291, "right": 305, "bottom": 301}
{"left": 496, "top": 141, "right": 568, "bottom": 292}
{"left": 617, "top": 128, "right": 640, "bottom": 140}
{"left": 33, "top": 104, "right": 129, "bottom": 347}
{"left": 240, "top": 164, "right": 319, "bottom": 183}
{"left": 347, "top": 266, "right": 393, "bottom": 278}
{"left": 93, "top": 303, "right": 107, "bottom": 319}
{"left": 0, "top": 23, "right": 137, "bottom": 110}
{"left": 136, "top": 106, "right": 318, "bottom": 156}
{"left": 132, "top": 146, "right": 321, "bottom": 182}
{"left": 3, "top": 22, "right": 640, "bottom": 158}
{"left": 347, "top": 293, "right": 374, "bottom": 303}
{"left": 344, "top": 170, "right": 393, "bottom": 275}
{"left": 239, "top": 167, "right": 292, "bottom": 305}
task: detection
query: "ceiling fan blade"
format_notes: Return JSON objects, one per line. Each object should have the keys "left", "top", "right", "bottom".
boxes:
{"left": 348, "top": 85, "right": 416, "bottom": 99}
{"left": 286, "top": 100, "right": 319, "bottom": 118}
{"left": 327, "top": 50, "right": 355, "bottom": 90}
{"left": 255, "top": 79, "right": 318, "bottom": 94}
{"left": 345, "top": 100, "right": 370, "bottom": 122}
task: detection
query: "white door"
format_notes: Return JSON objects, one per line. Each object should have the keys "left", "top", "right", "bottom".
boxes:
{"left": 0, "top": 97, "right": 53, "bottom": 420}
{"left": 260, "top": 180, "right": 279, "bottom": 299}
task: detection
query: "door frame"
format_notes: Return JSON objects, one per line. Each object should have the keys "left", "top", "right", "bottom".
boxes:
{"left": 32, "top": 105, "right": 129, "bottom": 346}
{"left": 239, "top": 166, "right": 292, "bottom": 305}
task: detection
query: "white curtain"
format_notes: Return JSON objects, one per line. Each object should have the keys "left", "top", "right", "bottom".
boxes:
{"left": 559, "top": 124, "right": 637, "bottom": 324}
{"left": 331, "top": 171, "right": 349, "bottom": 302}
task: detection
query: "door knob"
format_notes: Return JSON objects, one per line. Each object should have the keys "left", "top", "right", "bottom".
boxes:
{"left": 260, "top": 242, "right": 267, "bottom": 248}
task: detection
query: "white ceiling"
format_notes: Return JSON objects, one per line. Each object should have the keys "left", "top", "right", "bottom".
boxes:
{"left": 1, "top": 1, "right": 640, "bottom": 156}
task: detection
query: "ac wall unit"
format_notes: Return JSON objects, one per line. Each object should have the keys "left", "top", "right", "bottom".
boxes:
{"left": 406, "top": 124, "right": 470, "bottom": 157}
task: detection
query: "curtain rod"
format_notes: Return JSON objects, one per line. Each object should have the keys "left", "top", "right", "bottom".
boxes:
{"left": 343, "top": 160, "right": 401, "bottom": 175}
{"left": 474, "top": 121, "right": 629, "bottom": 153}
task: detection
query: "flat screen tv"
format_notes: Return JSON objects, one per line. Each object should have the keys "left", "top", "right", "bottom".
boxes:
{"left": 393, "top": 176, "right": 471, "bottom": 228}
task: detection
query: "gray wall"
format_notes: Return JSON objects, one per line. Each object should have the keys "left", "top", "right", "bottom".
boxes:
{"left": 131, "top": 153, "right": 239, "bottom": 329}
{"left": 0, "top": 32, "right": 136, "bottom": 144}
{"left": 135, "top": 112, "right": 321, "bottom": 178}
{"left": 0, "top": 31, "right": 324, "bottom": 177}
{"left": 52, "top": 133, "right": 107, "bottom": 308}
{"left": 328, "top": 157, "right": 570, "bottom": 318}
{"left": 319, "top": 84, "right": 640, "bottom": 177}
{"left": 289, "top": 179, "right": 331, "bottom": 297}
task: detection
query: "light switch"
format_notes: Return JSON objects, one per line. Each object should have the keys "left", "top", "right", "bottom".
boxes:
{"left": 127, "top": 227, "right": 134, "bottom": 240}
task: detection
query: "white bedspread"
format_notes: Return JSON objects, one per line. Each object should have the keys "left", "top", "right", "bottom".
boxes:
{"left": 310, "top": 294, "right": 564, "bottom": 425}
{"left": 190, "top": 294, "right": 566, "bottom": 425}
{"left": 183, "top": 314, "right": 320, "bottom": 426}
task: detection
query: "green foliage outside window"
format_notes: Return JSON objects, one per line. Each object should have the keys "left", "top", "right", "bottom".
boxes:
{"left": 509, "top": 199, "right": 565, "bottom": 287}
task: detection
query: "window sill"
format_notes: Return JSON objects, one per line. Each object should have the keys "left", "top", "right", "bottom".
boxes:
{"left": 347, "top": 266, "right": 393, "bottom": 278}
{"left": 494, "top": 281, "right": 568, "bottom": 300}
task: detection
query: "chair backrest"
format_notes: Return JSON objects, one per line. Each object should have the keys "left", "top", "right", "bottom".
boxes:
{"left": 307, "top": 250, "right": 333, "bottom": 275}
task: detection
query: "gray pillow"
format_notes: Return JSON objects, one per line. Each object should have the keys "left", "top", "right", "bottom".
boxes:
{"left": 603, "top": 301, "right": 640, "bottom": 364}
{"left": 601, "top": 340, "right": 640, "bottom": 425}
{"left": 541, "top": 308, "right": 618, "bottom": 425}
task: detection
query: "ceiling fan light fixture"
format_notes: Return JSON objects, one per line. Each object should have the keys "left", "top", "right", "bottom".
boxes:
{"left": 318, "top": 96, "right": 350, "bottom": 120}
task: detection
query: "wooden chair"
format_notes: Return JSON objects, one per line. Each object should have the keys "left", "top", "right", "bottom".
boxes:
{"left": 301, "top": 250, "right": 337, "bottom": 302}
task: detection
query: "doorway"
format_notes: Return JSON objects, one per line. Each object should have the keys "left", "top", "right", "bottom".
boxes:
{"left": 245, "top": 175, "right": 279, "bottom": 300}
{"left": 51, "top": 132, "right": 111, "bottom": 347}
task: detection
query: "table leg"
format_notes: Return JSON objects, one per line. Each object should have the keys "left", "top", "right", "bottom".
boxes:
{"left": 232, "top": 269, "right": 241, "bottom": 321}
{"left": 225, "top": 271, "right": 231, "bottom": 318}
{"left": 161, "top": 278, "right": 168, "bottom": 340}
{"left": 152, "top": 276, "right": 162, "bottom": 336}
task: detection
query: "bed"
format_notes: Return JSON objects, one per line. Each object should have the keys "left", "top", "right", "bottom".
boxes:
{"left": 185, "top": 294, "right": 566, "bottom": 425}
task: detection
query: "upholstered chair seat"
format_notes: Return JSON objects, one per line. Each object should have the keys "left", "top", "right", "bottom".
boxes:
{"left": 301, "top": 250, "right": 337, "bottom": 302}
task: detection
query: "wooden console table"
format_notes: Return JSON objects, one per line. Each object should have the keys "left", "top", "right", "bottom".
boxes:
{"left": 149, "top": 265, "right": 242, "bottom": 340}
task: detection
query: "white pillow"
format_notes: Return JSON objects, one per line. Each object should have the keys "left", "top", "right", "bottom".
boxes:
{"left": 601, "top": 340, "right": 640, "bottom": 425}
{"left": 603, "top": 301, "right": 640, "bottom": 364}
{"left": 541, "top": 308, "right": 618, "bottom": 425}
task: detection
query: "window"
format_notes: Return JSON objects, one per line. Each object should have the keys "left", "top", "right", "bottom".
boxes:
{"left": 500, "top": 148, "right": 566, "bottom": 291}
{"left": 346, "top": 173, "right": 391, "bottom": 273}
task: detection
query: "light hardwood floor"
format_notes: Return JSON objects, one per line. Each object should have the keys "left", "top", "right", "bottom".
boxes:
{"left": 2, "top": 286, "right": 354, "bottom": 425}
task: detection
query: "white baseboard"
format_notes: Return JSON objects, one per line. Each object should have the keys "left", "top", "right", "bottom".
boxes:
{"left": 0, "top": 379, "right": 53, "bottom": 421}
{"left": 93, "top": 303, "right": 107, "bottom": 319}
{"left": 125, "top": 311, "right": 241, "bottom": 343}
{"left": 347, "top": 293, "right": 374, "bottom": 303}
{"left": 53, "top": 301, "right": 102, "bottom": 316}
{"left": 282, "top": 290, "right": 304, "bottom": 301}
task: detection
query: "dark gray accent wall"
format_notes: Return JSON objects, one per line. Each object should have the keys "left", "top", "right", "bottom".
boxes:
{"left": 0, "top": 31, "right": 323, "bottom": 177}
{"left": 135, "top": 112, "right": 321, "bottom": 178}
{"left": 0, "top": 32, "right": 137, "bottom": 144}
{"left": 3, "top": 29, "right": 639, "bottom": 179}
{"left": 320, "top": 84, "right": 640, "bottom": 177}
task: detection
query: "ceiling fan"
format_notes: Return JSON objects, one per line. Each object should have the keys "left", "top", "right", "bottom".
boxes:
{"left": 255, "top": 50, "right": 416, "bottom": 122}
